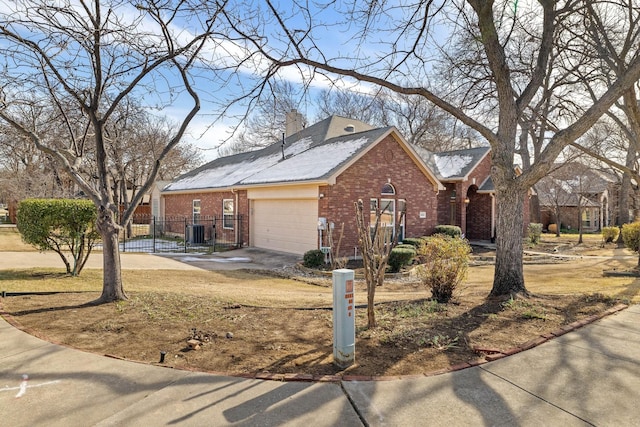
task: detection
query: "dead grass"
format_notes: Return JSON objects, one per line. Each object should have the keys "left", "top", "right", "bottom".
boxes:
{"left": 0, "top": 226, "right": 34, "bottom": 252}
{"left": 1, "top": 237, "right": 639, "bottom": 377}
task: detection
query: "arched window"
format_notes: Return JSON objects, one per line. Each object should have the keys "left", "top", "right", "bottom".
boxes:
{"left": 381, "top": 183, "right": 395, "bottom": 195}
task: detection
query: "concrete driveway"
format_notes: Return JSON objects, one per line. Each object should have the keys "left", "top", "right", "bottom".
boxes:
{"left": 0, "top": 247, "right": 301, "bottom": 272}
{"left": 159, "top": 247, "right": 302, "bottom": 271}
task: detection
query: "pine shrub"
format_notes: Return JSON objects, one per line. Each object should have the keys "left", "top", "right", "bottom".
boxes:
{"left": 303, "top": 249, "right": 325, "bottom": 268}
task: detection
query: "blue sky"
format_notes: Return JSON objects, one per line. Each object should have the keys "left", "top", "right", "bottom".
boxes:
{"left": 159, "top": 1, "right": 410, "bottom": 161}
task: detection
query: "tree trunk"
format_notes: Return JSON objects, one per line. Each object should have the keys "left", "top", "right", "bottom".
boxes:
{"left": 490, "top": 184, "right": 528, "bottom": 297}
{"left": 95, "top": 211, "right": 127, "bottom": 303}
{"left": 620, "top": 172, "right": 632, "bottom": 224}
{"left": 578, "top": 202, "right": 584, "bottom": 244}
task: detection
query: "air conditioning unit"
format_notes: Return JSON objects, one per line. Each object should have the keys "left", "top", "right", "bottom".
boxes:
{"left": 188, "top": 224, "right": 205, "bottom": 244}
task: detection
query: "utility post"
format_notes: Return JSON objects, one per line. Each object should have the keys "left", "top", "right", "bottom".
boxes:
{"left": 332, "top": 269, "right": 355, "bottom": 368}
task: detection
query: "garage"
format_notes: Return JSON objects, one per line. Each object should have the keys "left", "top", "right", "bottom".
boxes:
{"left": 251, "top": 199, "right": 318, "bottom": 255}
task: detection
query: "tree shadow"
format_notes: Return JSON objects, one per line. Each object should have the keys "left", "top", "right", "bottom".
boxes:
{"left": 3, "top": 300, "right": 101, "bottom": 317}
{"left": 0, "top": 269, "right": 71, "bottom": 282}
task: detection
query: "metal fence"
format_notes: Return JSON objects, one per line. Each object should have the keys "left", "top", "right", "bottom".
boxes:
{"left": 116, "top": 215, "right": 244, "bottom": 253}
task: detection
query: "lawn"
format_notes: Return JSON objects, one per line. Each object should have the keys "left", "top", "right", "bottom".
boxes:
{"left": 1, "top": 234, "right": 639, "bottom": 377}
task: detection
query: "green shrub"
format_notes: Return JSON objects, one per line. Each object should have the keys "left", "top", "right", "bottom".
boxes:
{"left": 395, "top": 243, "right": 417, "bottom": 251}
{"left": 528, "top": 223, "right": 543, "bottom": 245}
{"left": 17, "top": 198, "right": 98, "bottom": 276}
{"left": 621, "top": 222, "right": 640, "bottom": 253}
{"left": 433, "top": 225, "right": 462, "bottom": 238}
{"left": 400, "top": 237, "right": 424, "bottom": 248}
{"left": 416, "top": 234, "right": 471, "bottom": 303}
{"left": 303, "top": 249, "right": 325, "bottom": 268}
{"left": 388, "top": 246, "right": 416, "bottom": 273}
{"left": 602, "top": 226, "right": 620, "bottom": 243}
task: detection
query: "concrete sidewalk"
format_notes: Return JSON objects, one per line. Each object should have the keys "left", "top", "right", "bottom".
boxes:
{"left": 1, "top": 305, "right": 639, "bottom": 426}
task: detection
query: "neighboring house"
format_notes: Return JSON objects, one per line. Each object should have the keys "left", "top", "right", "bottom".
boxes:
{"left": 118, "top": 186, "right": 152, "bottom": 222}
{"left": 150, "top": 180, "right": 169, "bottom": 219}
{"left": 162, "top": 115, "right": 519, "bottom": 255}
{"left": 536, "top": 164, "right": 614, "bottom": 232}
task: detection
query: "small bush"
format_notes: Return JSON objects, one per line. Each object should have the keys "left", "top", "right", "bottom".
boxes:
{"left": 528, "top": 223, "right": 543, "bottom": 245}
{"left": 602, "top": 226, "right": 620, "bottom": 243}
{"left": 621, "top": 222, "right": 640, "bottom": 254}
{"left": 17, "top": 198, "right": 98, "bottom": 276}
{"left": 433, "top": 225, "right": 462, "bottom": 238}
{"left": 388, "top": 246, "right": 416, "bottom": 273}
{"left": 548, "top": 223, "right": 558, "bottom": 234}
{"left": 400, "top": 237, "right": 424, "bottom": 248}
{"left": 416, "top": 234, "right": 471, "bottom": 303}
{"left": 395, "top": 243, "right": 417, "bottom": 251}
{"left": 302, "top": 249, "right": 325, "bottom": 268}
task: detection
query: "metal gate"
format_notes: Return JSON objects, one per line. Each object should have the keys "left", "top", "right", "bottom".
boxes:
{"left": 117, "top": 215, "right": 244, "bottom": 253}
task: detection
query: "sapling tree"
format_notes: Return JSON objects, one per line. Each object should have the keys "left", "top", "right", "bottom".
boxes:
{"left": 354, "top": 199, "right": 405, "bottom": 328}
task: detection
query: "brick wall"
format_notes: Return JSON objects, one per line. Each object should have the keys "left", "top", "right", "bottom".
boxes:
{"left": 437, "top": 152, "right": 494, "bottom": 238}
{"left": 465, "top": 190, "right": 493, "bottom": 240}
{"left": 319, "top": 134, "right": 440, "bottom": 257}
{"left": 162, "top": 189, "right": 249, "bottom": 245}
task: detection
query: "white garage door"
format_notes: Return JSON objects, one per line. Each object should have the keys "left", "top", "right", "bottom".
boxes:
{"left": 251, "top": 199, "right": 318, "bottom": 255}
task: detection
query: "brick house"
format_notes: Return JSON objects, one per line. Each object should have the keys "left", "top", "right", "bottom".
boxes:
{"left": 162, "top": 115, "right": 509, "bottom": 255}
{"left": 414, "top": 146, "right": 499, "bottom": 241}
{"left": 536, "top": 164, "right": 614, "bottom": 232}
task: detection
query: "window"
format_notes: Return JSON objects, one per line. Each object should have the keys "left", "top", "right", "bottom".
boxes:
{"left": 192, "top": 199, "right": 201, "bottom": 224}
{"left": 582, "top": 208, "right": 596, "bottom": 229}
{"left": 223, "top": 199, "right": 234, "bottom": 229}
{"left": 370, "top": 198, "right": 405, "bottom": 241}
{"left": 381, "top": 183, "right": 395, "bottom": 195}
{"left": 381, "top": 199, "right": 396, "bottom": 241}
{"left": 369, "top": 198, "right": 378, "bottom": 235}
{"left": 449, "top": 191, "right": 457, "bottom": 225}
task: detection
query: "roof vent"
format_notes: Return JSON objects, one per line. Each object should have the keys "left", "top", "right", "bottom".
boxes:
{"left": 345, "top": 124, "right": 355, "bottom": 133}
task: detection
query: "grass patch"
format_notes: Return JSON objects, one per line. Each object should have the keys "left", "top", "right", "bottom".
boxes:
{"left": 502, "top": 296, "right": 548, "bottom": 320}
{"left": 0, "top": 227, "right": 35, "bottom": 252}
{"left": 392, "top": 299, "right": 446, "bottom": 318}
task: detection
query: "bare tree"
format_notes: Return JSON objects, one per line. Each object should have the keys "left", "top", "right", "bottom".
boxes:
{"left": 567, "top": 1, "right": 640, "bottom": 226}
{"left": 537, "top": 175, "right": 574, "bottom": 237}
{"left": 314, "top": 88, "right": 385, "bottom": 126}
{"left": 225, "top": 0, "right": 640, "bottom": 297}
{"left": 354, "top": 199, "right": 404, "bottom": 328}
{"left": 0, "top": 110, "right": 78, "bottom": 202}
{"left": 316, "top": 88, "right": 480, "bottom": 152}
{"left": 103, "top": 98, "right": 202, "bottom": 235}
{"left": 0, "top": 0, "right": 224, "bottom": 303}
{"left": 220, "top": 80, "right": 308, "bottom": 155}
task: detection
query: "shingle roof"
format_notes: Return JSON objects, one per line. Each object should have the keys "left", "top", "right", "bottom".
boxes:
{"left": 535, "top": 164, "right": 614, "bottom": 207}
{"left": 163, "top": 116, "right": 387, "bottom": 192}
{"left": 412, "top": 145, "right": 491, "bottom": 181}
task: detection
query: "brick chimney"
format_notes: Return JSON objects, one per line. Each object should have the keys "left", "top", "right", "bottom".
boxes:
{"left": 285, "top": 109, "right": 304, "bottom": 137}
